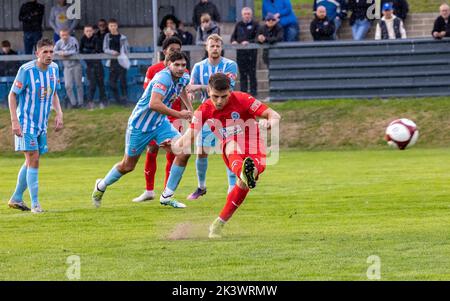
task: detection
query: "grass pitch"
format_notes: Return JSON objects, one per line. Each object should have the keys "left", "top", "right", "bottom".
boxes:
{"left": 1, "top": 149, "right": 449, "bottom": 280}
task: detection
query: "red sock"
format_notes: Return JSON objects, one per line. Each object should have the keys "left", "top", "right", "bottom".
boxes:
{"left": 144, "top": 150, "right": 158, "bottom": 191}
{"left": 227, "top": 153, "right": 244, "bottom": 177}
{"left": 164, "top": 152, "right": 176, "bottom": 187}
{"left": 219, "top": 185, "right": 249, "bottom": 222}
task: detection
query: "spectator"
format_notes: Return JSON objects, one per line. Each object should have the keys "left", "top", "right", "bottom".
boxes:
{"left": 95, "top": 19, "right": 109, "bottom": 49}
{"left": 103, "top": 19, "right": 129, "bottom": 106}
{"left": 231, "top": 7, "right": 259, "bottom": 96}
{"left": 262, "top": 0, "right": 299, "bottom": 42}
{"left": 49, "top": 0, "right": 78, "bottom": 42}
{"left": 348, "top": 0, "right": 372, "bottom": 41}
{"left": 178, "top": 21, "right": 194, "bottom": 70}
{"left": 80, "top": 25, "right": 107, "bottom": 110}
{"left": 55, "top": 29, "right": 84, "bottom": 109}
{"left": 432, "top": 4, "right": 450, "bottom": 40}
{"left": 375, "top": 2, "right": 407, "bottom": 40}
{"left": 310, "top": 6, "right": 336, "bottom": 41}
{"left": 381, "top": 0, "right": 409, "bottom": 21}
{"left": 19, "top": 0, "right": 45, "bottom": 54}
{"left": 192, "top": 0, "right": 221, "bottom": 30}
{"left": 0, "top": 40, "right": 20, "bottom": 76}
{"left": 257, "top": 13, "right": 284, "bottom": 66}
{"left": 157, "top": 14, "right": 183, "bottom": 46}
{"left": 196, "top": 13, "right": 221, "bottom": 46}
{"left": 313, "top": 0, "right": 347, "bottom": 39}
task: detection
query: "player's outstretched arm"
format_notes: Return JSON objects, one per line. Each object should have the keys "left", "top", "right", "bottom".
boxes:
{"left": 52, "top": 93, "right": 64, "bottom": 131}
{"left": 149, "top": 92, "right": 192, "bottom": 120}
{"left": 259, "top": 108, "right": 281, "bottom": 130}
{"left": 8, "top": 92, "right": 22, "bottom": 137}
{"left": 180, "top": 89, "right": 194, "bottom": 112}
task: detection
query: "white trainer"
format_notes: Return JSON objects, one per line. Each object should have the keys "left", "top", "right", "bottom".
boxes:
{"left": 31, "top": 206, "right": 44, "bottom": 214}
{"left": 132, "top": 190, "right": 155, "bottom": 203}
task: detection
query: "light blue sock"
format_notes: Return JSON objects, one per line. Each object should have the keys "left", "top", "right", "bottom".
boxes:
{"left": 196, "top": 157, "right": 208, "bottom": 189}
{"left": 11, "top": 164, "right": 28, "bottom": 201}
{"left": 166, "top": 164, "right": 186, "bottom": 192}
{"left": 226, "top": 167, "right": 237, "bottom": 188}
{"left": 103, "top": 165, "right": 123, "bottom": 187}
{"left": 26, "top": 168, "right": 39, "bottom": 208}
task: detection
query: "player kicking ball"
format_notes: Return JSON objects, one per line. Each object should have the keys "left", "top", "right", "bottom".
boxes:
{"left": 173, "top": 73, "right": 281, "bottom": 238}
{"left": 7, "top": 38, "right": 64, "bottom": 214}
{"left": 91, "top": 51, "right": 192, "bottom": 209}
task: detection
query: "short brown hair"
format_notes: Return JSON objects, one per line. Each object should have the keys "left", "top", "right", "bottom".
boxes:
{"left": 1, "top": 40, "right": 11, "bottom": 48}
{"left": 36, "top": 38, "right": 54, "bottom": 49}
{"left": 167, "top": 51, "right": 188, "bottom": 63}
{"left": 208, "top": 73, "right": 230, "bottom": 91}
{"left": 108, "top": 18, "right": 119, "bottom": 25}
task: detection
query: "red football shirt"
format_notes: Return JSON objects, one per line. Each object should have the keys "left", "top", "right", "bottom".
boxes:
{"left": 190, "top": 92, "right": 269, "bottom": 154}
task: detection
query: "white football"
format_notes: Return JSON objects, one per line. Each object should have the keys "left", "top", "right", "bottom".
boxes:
{"left": 385, "top": 119, "right": 419, "bottom": 150}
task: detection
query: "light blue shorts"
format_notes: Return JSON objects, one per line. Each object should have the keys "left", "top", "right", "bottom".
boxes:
{"left": 125, "top": 119, "right": 181, "bottom": 157}
{"left": 196, "top": 124, "right": 217, "bottom": 148}
{"left": 15, "top": 132, "right": 48, "bottom": 155}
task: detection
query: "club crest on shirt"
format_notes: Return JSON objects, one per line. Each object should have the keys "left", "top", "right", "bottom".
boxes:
{"left": 226, "top": 73, "right": 236, "bottom": 81}
{"left": 231, "top": 112, "right": 240, "bottom": 120}
{"left": 39, "top": 87, "right": 52, "bottom": 100}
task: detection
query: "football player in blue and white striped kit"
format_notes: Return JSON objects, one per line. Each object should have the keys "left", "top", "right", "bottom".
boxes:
{"left": 185, "top": 34, "right": 238, "bottom": 200}
{"left": 8, "top": 38, "right": 64, "bottom": 214}
{"left": 92, "top": 51, "right": 193, "bottom": 209}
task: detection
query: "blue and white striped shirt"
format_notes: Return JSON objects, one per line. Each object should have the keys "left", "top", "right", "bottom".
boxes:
{"left": 11, "top": 60, "right": 61, "bottom": 135}
{"left": 128, "top": 68, "right": 190, "bottom": 132}
{"left": 191, "top": 57, "right": 238, "bottom": 102}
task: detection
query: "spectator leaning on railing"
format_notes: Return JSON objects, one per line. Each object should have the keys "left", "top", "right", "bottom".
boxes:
{"left": 0, "top": 40, "right": 21, "bottom": 77}
{"left": 19, "top": 0, "right": 45, "bottom": 54}
{"left": 257, "top": 13, "right": 284, "bottom": 66}
{"left": 310, "top": 6, "right": 336, "bottom": 41}
{"left": 231, "top": 7, "right": 259, "bottom": 97}
{"left": 95, "top": 19, "right": 109, "bottom": 50}
{"left": 432, "top": 3, "right": 450, "bottom": 40}
{"left": 263, "top": 0, "right": 299, "bottom": 42}
{"left": 192, "top": 0, "right": 221, "bottom": 30}
{"left": 348, "top": 0, "right": 373, "bottom": 41}
{"left": 196, "top": 13, "right": 221, "bottom": 46}
{"left": 49, "top": 0, "right": 78, "bottom": 43}
{"left": 313, "top": 0, "right": 347, "bottom": 40}
{"left": 381, "top": 0, "right": 409, "bottom": 21}
{"left": 375, "top": 2, "right": 407, "bottom": 40}
{"left": 55, "top": 29, "right": 84, "bottom": 109}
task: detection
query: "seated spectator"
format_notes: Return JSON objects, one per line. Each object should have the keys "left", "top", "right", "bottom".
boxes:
{"left": 80, "top": 25, "right": 107, "bottom": 109}
{"left": 192, "top": 0, "right": 221, "bottom": 30}
{"left": 375, "top": 3, "right": 407, "bottom": 40}
{"left": 49, "top": 0, "right": 78, "bottom": 42}
{"left": 0, "top": 40, "right": 20, "bottom": 76}
{"left": 257, "top": 13, "right": 284, "bottom": 66}
{"left": 432, "top": 3, "right": 450, "bottom": 40}
{"left": 382, "top": 0, "right": 409, "bottom": 21}
{"left": 55, "top": 29, "right": 84, "bottom": 109}
{"left": 157, "top": 14, "right": 183, "bottom": 46}
{"left": 231, "top": 7, "right": 259, "bottom": 96}
{"left": 348, "top": 0, "right": 372, "bottom": 41}
{"left": 310, "top": 6, "right": 335, "bottom": 41}
{"left": 196, "top": 13, "right": 221, "bottom": 45}
{"left": 263, "top": 0, "right": 299, "bottom": 42}
{"left": 313, "top": 0, "right": 347, "bottom": 39}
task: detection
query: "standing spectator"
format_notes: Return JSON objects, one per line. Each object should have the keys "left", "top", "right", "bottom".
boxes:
{"left": 80, "top": 25, "right": 107, "bottom": 109}
{"left": 262, "top": 0, "right": 299, "bottom": 42}
{"left": 0, "top": 41, "right": 20, "bottom": 76}
{"left": 196, "top": 13, "right": 221, "bottom": 45}
{"left": 157, "top": 14, "right": 183, "bottom": 46}
{"left": 310, "top": 6, "right": 336, "bottom": 41}
{"left": 257, "top": 13, "right": 284, "bottom": 66}
{"left": 178, "top": 21, "right": 194, "bottom": 70}
{"left": 19, "top": 0, "right": 45, "bottom": 54}
{"left": 192, "top": 0, "right": 221, "bottom": 30}
{"left": 55, "top": 29, "right": 84, "bottom": 109}
{"left": 375, "top": 2, "right": 407, "bottom": 40}
{"left": 231, "top": 7, "right": 259, "bottom": 96}
{"left": 382, "top": 0, "right": 409, "bottom": 21}
{"left": 49, "top": 0, "right": 78, "bottom": 42}
{"left": 348, "top": 0, "right": 372, "bottom": 41}
{"left": 313, "top": 0, "right": 347, "bottom": 39}
{"left": 103, "top": 19, "right": 129, "bottom": 106}
{"left": 95, "top": 19, "right": 109, "bottom": 49}
{"left": 432, "top": 3, "right": 450, "bottom": 40}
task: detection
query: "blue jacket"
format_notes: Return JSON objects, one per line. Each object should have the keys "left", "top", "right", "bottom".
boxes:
{"left": 313, "top": 0, "right": 348, "bottom": 21}
{"left": 262, "top": 0, "right": 298, "bottom": 27}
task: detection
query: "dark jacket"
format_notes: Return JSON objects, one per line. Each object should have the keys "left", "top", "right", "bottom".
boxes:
{"left": 348, "top": 0, "right": 372, "bottom": 26}
{"left": 379, "top": 18, "right": 402, "bottom": 39}
{"left": 310, "top": 16, "right": 336, "bottom": 41}
{"left": 0, "top": 50, "right": 20, "bottom": 76}
{"left": 257, "top": 24, "right": 284, "bottom": 44}
{"left": 381, "top": 0, "right": 409, "bottom": 21}
{"left": 192, "top": 1, "right": 221, "bottom": 29}
{"left": 157, "top": 31, "right": 184, "bottom": 46}
{"left": 95, "top": 30, "right": 109, "bottom": 53}
{"left": 179, "top": 29, "right": 194, "bottom": 45}
{"left": 19, "top": 1, "right": 45, "bottom": 32}
{"left": 432, "top": 16, "right": 450, "bottom": 39}
{"left": 231, "top": 20, "right": 259, "bottom": 43}
{"left": 80, "top": 35, "right": 103, "bottom": 54}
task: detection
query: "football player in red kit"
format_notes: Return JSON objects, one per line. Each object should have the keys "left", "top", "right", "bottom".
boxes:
{"left": 173, "top": 73, "right": 281, "bottom": 238}
{"left": 132, "top": 37, "right": 192, "bottom": 203}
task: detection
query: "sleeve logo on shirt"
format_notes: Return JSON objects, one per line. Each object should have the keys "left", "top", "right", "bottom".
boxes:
{"left": 226, "top": 73, "right": 237, "bottom": 81}
{"left": 154, "top": 83, "right": 167, "bottom": 92}
{"left": 15, "top": 81, "right": 23, "bottom": 89}
{"left": 250, "top": 99, "right": 262, "bottom": 113}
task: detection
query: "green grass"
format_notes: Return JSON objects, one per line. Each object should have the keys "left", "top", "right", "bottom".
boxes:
{"left": 253, "top": 0, "right": 442, "bottom": 18}
{"left": 1, "top": 149, "right": 450, "bottom": 280}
